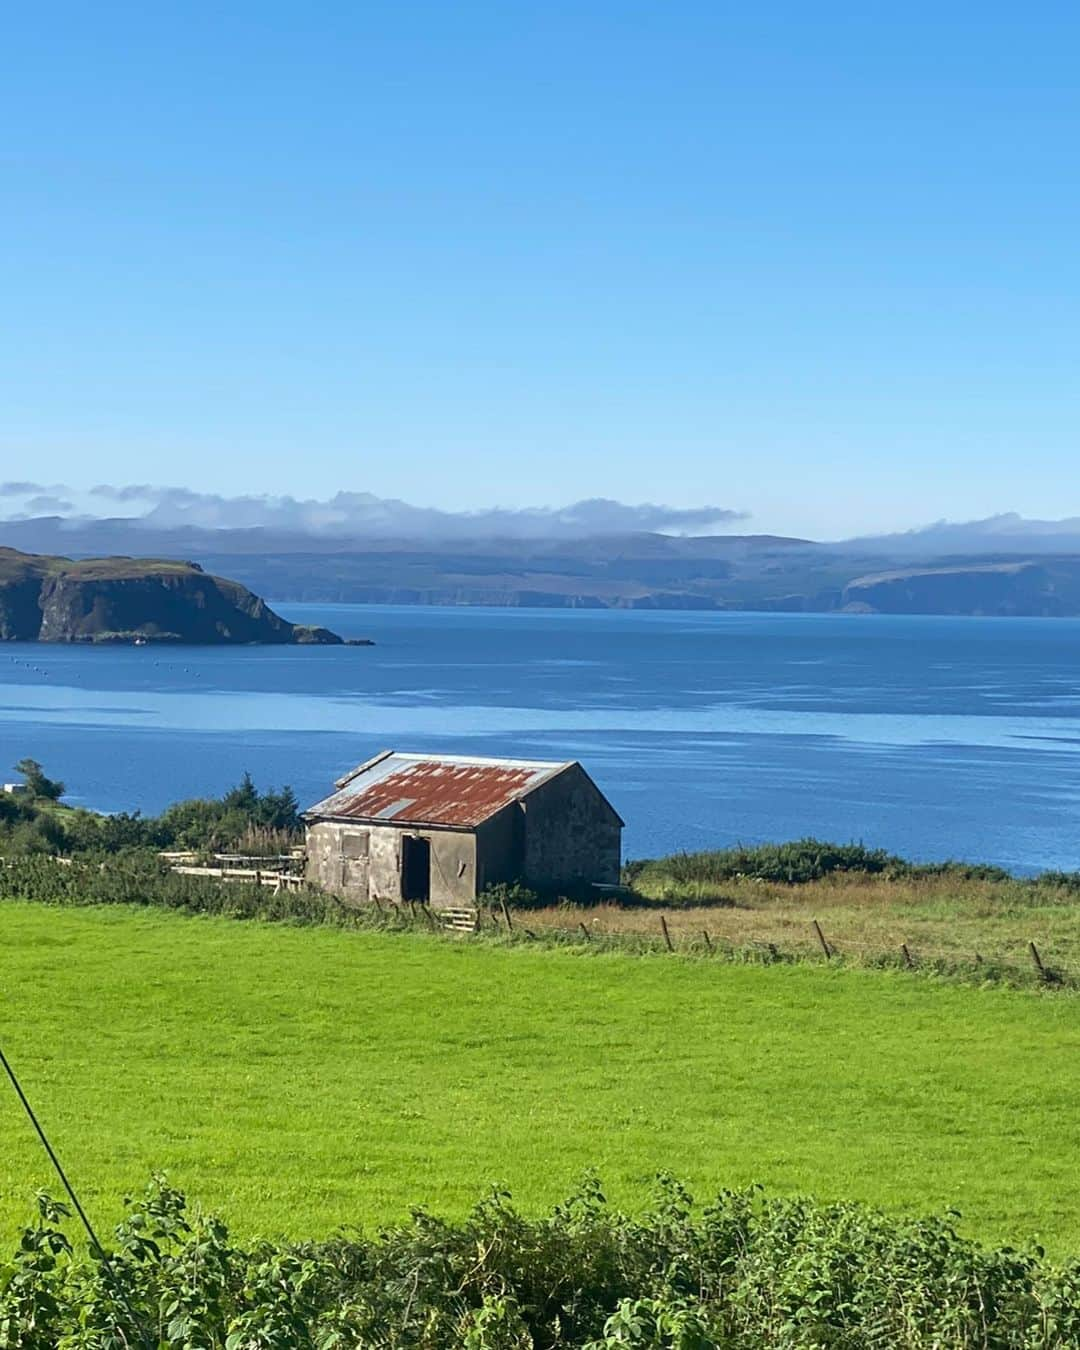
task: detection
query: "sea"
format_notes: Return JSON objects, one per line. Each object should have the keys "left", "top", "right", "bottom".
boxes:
{"left": 2, "top": 604, "right": 1080, "bottom": 874}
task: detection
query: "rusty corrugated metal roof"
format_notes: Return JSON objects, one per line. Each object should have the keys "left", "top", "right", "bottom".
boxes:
{"left": 304, "top": 751, "right": 571, "bottom": 828}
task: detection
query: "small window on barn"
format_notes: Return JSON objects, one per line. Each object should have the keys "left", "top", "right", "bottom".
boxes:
{"left": 342, "top": 831, "right": 369, "bottom": 859}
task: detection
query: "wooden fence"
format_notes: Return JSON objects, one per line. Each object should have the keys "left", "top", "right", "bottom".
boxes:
{"left": 167, "top": 864, "right": 306, "bottom": 893}
{"left": 161, "top": 850, "right": 305, "bottom": 894}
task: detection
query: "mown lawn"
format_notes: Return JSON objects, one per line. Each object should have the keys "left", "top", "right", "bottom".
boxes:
{"left": 1, "top": 901, "right": 1079, "bottom": 1254}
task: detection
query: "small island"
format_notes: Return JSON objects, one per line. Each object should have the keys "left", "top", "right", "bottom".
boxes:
{"left": 0, "top": 547, "right": 353, "bottom": 645}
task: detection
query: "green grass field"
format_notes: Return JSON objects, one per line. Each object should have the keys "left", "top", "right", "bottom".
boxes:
{"left": 2, "top": 901, "right": 1080, "bottom": 1254}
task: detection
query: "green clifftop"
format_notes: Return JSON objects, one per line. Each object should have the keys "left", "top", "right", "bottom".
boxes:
{"left": 0, "top": 548, "right": 343, "bottom": 644}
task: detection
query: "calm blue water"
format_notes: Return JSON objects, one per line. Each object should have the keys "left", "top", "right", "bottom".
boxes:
{"left": 2, "top": 605, "right": 1080, "bottom": 873}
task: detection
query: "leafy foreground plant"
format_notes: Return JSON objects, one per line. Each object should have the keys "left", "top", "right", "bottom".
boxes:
{"left": 4, "top": 1176, "right": 1080, "bottom": 1348}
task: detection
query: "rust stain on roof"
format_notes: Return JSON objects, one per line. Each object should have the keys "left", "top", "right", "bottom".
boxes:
{"left": 313, "top": 759, "right": 547, "bottom": 827}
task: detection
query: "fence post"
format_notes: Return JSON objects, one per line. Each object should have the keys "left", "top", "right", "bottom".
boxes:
{"left": 812, "top": 919, "right": 831, "bottom": 960}
{"left": 660, "top": 914, "right": 674, "bottom": 953}
{"left": 901, "top": 943, "right": 914, "bottom": 969}
{"left": 1029, "top": 941, "right": 1048, "bottom": 982}
{"left": 500, "top": 897, "right": 514, "bottom": 933}
{"left": 578, "top": 922, "right": 591, "bottom": 942}
{"left": 702, "top": 929, "right": 713, "bottom": 953}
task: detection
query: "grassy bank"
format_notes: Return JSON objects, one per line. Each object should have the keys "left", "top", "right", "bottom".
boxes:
{"left": 524, "top": 869, "right": 1080, "bottom": 986}
{"left": 2, "top": 901, "right": 1080, "bottom": 1253}
{"left": 8, "top": 841, "right": 1080, "bottom": 992}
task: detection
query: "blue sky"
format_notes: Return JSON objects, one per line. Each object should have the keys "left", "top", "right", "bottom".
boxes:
{"left": 2, "top": 3, "right": 1078, "bottom": 538}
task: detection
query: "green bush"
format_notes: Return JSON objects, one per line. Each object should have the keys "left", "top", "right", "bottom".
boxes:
{"left": 154, "top": 773, "right": 301, "bottom": 852}
{"left": 2, "top": 1174, "right": 1079, "bottom": 1347}
{"left": 627, "top": 838, "right": 1017, "bottom": 890}
{"left": 1, "top": 815, "right": 66, "bottom": 858}
{"left": 482, "top": 881, "right": 543, "bottom": 910}
{"left": 0, "top": 761, "right": 303, "bottom": 859}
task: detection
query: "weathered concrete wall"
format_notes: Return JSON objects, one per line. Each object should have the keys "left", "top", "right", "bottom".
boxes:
{"left": 306, "top": 822, "right": 371, "bottom": 902}
{"left": 522, "top": 765, "right": 621, "bottom": 890}
{"left": 305, "top": 820, "right": 477, "bottom": 906}
{"left": 367, "top": 826, "right": 400, "bottom": 903}
{"left": 474, "top": 806, "right": 525, "bottom": 892}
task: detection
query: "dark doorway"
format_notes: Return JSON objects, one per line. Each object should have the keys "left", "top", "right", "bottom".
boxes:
{"left": 401, "top": 835, "right": 431, "bottom": 902}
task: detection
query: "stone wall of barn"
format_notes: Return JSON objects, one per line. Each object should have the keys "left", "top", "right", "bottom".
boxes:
{"left": 305, "top": 821, "right": 477, "bottom": 906}
{"left": 521, "top": 764, "right": 622, "bottom": 891}
{"left": 473, "top": 806, "right": 525, "bottom": 892}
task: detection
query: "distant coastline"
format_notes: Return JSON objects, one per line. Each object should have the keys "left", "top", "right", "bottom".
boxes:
{"left": 7, "top": 518, "right": 1080, "bottom": 618}
{"left": 214, "top": 548, "right": 1080, "bottom": 618}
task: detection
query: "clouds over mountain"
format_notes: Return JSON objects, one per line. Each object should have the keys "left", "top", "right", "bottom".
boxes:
{"left": 848, "top": 513, "right": 1080, "bottom": 555}
{"left": 0, "top": 483, "right": 746, "bottom": 540}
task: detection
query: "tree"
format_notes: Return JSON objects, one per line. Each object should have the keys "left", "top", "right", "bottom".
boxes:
{"left": 222, "top": 772, "right": 259, "bottom": 814}
{"left": 14, "top": 758, "right": 65, "bottom": 802}
{"left": 256, "top": 785, "right": 301, "bottom": 832}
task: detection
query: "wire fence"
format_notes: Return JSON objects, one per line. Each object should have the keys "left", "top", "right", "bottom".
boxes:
{"left": 4, "top": 854, "right": 1078, "bottom": 991}
{"left": 446, "top": 902, "right": 1080, "bottom": 989}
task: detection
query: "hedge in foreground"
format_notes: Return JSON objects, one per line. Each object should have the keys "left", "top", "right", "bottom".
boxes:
{"left": 4, "top": 1176, "right": 1080, "bottom": 1348}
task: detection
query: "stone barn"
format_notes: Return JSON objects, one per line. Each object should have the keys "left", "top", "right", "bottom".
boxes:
{"left": 303, "top": 750, "right": 623, "bottom": 907}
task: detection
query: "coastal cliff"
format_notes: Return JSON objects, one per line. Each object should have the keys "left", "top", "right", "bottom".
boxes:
{"left": 0, "top": 548, "right": 344, "bottom": 644}
{"left": 841, "top": 559, "right": 1080, "bottom": 616}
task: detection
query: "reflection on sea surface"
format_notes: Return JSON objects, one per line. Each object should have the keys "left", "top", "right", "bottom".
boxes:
{"left": 1, "top": 605, "right": 1079, "bottom": 872}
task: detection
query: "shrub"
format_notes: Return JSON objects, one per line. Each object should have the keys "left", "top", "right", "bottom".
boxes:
{"left": 2, "top": 814, "right": 66, "bottom": 858}
{"left": 148, "top": 774, "right": 301, "bottom": 852}
{"left": 482, "top": 881, "right": 543, "bottom": 910}
{"left": 1036, "top": 870, "right": 1080, "bottom": 894}
{"left": 0, "top": 764, "right": 303, "bottom": 860}
{"left": 0, "top": 854, "right": 351, "bottom": 927}
{"left": 628, "top": 838, "right": 1016, "bottom": 891}
{"left": 629, "top": 839, "right": 903, "bottom": 889}
{"left": 0, "top": 1175, "right": 1077, "bottom": 1347}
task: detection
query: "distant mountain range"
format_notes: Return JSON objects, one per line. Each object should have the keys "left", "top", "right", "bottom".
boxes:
{"left": 3, "top": 506, "right": 1080, "bottom": 616}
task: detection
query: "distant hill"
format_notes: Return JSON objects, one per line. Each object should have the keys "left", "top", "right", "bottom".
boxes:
{"left": 199, "top": 542, "right": 1080, "bottom": 617}
{"left": 0, "top": 548, "right": 344, "bottom": 644}
{"left": 194, "top": 533, "right": 845, "bottom": 611}
{"left": 5, "top": 517, "right": 1080, "bottom": 616}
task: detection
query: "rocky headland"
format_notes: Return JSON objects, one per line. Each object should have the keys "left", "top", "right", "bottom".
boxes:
{"left": 0, "top": 548, "right": 347, "bottom": 644}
